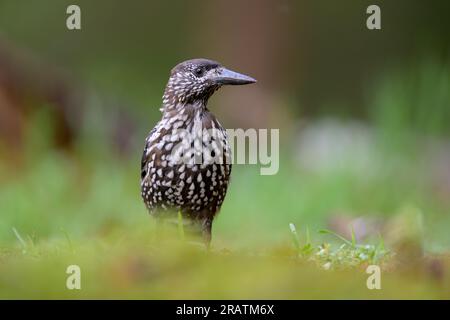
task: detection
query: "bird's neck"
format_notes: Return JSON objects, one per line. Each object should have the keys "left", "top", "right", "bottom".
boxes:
{"left": 158, "top": 101, "right": 207, "bottom": 138}
{"left": 162, "top": 85, "right": 219, "bottom": 115}
{"left": 161, "top": 99, "right": 208, "bottom": 119}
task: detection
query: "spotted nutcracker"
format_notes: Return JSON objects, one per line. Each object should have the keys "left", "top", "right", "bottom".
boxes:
{"left": 140, "top": 58, "right": 256, "bottom": 246}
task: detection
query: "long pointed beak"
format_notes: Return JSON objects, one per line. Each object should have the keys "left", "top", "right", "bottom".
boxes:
{"left": 213, "top": 67, "right": 257, "bottom": 85}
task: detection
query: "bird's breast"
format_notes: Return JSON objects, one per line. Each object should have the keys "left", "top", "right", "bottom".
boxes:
{"left": 141, "top": 108, "right": 232, "bottom": 217}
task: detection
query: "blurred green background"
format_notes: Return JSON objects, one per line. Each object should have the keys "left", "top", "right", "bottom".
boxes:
{"left": 0, "top": 0, "right": 449, "bottom": 298}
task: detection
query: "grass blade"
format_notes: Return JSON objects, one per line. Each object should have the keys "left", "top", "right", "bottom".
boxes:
{"left": 306, "top": 226, "right": 311, "bottom": 246}
{"left": 12, "top": 227, "right": 27, "bottom": 253}
{"left": 351, "top": 225, "right": 356, "bottom": 247}
{"left": 319, "top": 229, "right": 352, "bottom": 246}
{"left": 289, "top": 223, "right": 301, "bottom": 253}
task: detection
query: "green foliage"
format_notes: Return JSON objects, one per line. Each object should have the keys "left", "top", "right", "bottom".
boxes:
{"left": 289, "top": 224, "right": 391, "bottom": 269}
{"left": 289, "top": 223, "right": 313, "bottom": 257}
{"left": 0, "top": 224, "right": 448, "bottom": 299}
{"left": 317, "top": 229, "right": 390, "bottom": 268}
{"left": 369, "top": 57, "right": 450, "bottom": 142}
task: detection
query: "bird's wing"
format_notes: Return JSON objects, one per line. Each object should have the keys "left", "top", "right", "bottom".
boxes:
{"left": 140, "top": 122, "right": 169, "bottom": 182}
{"left": 141, "top": 126, "right": 157, "bottom": 181}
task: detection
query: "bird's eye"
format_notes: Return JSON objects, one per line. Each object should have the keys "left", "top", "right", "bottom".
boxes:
{"left": 194, "top": 67, "right": 204, "bottom": 77}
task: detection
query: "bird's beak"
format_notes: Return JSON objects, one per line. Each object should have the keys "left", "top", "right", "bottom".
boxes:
{"left": 213, "top": 67, "right": 257, "bottom": 85}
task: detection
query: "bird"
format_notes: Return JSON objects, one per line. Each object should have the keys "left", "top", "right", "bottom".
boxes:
{"left": 140, "top": 58, "right": 256, "bottom": 247}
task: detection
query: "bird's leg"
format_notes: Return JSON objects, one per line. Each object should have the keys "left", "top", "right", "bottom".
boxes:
{"left": 201, "top": 217, "right": 212, "bottom": 250}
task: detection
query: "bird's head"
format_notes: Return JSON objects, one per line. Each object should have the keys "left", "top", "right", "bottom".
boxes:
{"left": 162, "top": 58, "right": 256, "bottom": 107}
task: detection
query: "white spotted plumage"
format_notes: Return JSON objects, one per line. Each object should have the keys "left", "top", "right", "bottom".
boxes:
{"left": 141, "top": 60, "right": 232, "bottom": 222}
{"left": 140, "top": 58, "right": 255, "bottom": 246}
